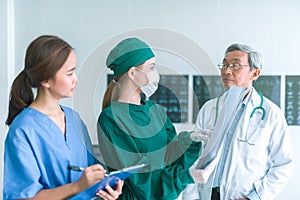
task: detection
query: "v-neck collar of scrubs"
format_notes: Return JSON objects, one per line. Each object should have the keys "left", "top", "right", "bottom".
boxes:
{"left": 26, "top": 106, "right": 70, "bottom": 143}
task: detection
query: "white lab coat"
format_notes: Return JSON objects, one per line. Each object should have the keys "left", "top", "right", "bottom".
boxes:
{"left": 182, "top": 88, "right": 293, "bottom": 200}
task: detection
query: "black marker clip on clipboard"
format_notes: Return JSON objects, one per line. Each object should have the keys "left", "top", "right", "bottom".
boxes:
{"left": 95, "top": 163, "right": 147, "bottom": 192}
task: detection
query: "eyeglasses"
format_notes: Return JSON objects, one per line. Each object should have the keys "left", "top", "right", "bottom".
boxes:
{"left": 217, "top": 63, "right": 250, "bottom": 71}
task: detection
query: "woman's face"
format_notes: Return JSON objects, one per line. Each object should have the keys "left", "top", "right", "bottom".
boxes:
{"left": 47, "top": 50, "right": 78, "bottom": 99}
{"left": 134, "top": 57, "right": 156, "bottom": 86}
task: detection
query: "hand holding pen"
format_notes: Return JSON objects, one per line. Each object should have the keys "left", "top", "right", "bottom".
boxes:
{"left": 68, "top": 164, "right": 123, "bottom": 199}
{"left": 69, "top": 164, "right": 107, "bottom": 189}
{"left": 68, "top": 164, "right": 108, "bottom": 176}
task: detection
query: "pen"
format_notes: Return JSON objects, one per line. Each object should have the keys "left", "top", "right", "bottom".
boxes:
{"left": 67, "top": 164, "right": 109, "bottom": 177}
{"left": 68, "top": 164, "right": 85, "bottom": 172}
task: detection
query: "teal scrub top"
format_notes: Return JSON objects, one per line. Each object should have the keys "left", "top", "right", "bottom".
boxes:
{"left": 98, "top": 100, "right": 202, "bottom": 200}
{"left": 4, "top": 106, "right": 98, "bottom": 200}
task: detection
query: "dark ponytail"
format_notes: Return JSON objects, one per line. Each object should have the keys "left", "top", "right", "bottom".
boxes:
{"left": 5, "top": 35, "right": 73, "bottom": 125}
{"left": 6, "top": 70, "right": 34, "bottom": 125}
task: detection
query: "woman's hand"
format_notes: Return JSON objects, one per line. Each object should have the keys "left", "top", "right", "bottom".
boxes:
{"left": 96, "top": 180, "right": 124, "bottom": 200}
{"left": 189, "top": 150, "right": 221, "bottom": 184}
{"left": 189, "top": 155, "right": 219, "bottom": 184}
{"left": 190, "top": 129, "right": 213, "bottom": 145}
{"left": 28, "top": 164, "right": 110, "bottom": 200}
{"left": 76, "top": 164, "right": 107, "bottom": 191}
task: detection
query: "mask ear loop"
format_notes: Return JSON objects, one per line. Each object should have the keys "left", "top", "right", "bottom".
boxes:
{"left": 129, "top": 67, "right": 145, "bottom": 87}
{"left": 129, "top": 67, "right": 154, "bottom": 88}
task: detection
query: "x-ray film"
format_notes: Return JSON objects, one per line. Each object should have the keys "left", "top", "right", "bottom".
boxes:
{"left": 196, "top": 86, "right": 247, "bottom": 169}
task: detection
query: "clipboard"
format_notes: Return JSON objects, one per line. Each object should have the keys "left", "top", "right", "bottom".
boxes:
{"left": 95, "top": 163, "right": 147, "bottom": 192}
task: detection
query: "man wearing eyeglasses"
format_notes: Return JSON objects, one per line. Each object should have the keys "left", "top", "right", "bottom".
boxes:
{"left": 181, "top": 44, "right": 293, "bottom": 200}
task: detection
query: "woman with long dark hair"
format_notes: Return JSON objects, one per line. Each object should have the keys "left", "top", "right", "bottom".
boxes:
{"left": 4, "top": 35, "right": 123, "bottom": 200}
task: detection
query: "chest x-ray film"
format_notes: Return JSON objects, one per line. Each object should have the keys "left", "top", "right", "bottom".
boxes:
{"left": 196, "top": 86, "right": 246, "bottom": 169}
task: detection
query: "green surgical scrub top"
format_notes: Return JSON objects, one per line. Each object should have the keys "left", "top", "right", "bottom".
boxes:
{"left": 98, "top": 100, "right": 202, "bottom": 200}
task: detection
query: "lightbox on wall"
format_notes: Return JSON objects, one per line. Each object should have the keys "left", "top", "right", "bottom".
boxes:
{"left": 285, "top": 76, "right": 300, "bottom": 125}
{"left": 254, "top": 75, "right": 281, "bottom": 107}
{"left": 150, "top": 75, "right": 189, "bottom": 123}
{"left": 192, "top": 76, "right": 224, "bottom": 123}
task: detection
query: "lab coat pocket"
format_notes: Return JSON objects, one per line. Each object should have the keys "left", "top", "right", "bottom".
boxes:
{"left": 225, "top": 189, "right": 251, "bottom": 200}
{"left": 239, "top": 120, "right": 270, "bottom": 160}
{"left": 243, "top": 112, "right": 265, "bottom": 142}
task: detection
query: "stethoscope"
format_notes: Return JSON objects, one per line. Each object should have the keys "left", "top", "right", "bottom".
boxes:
{"left": 214, "top": 91, "right": 266, "bottom": 146}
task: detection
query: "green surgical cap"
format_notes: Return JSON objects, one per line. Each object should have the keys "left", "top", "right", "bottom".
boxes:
{"left": 106, "top": 38, "right": 155, "bottom": 76}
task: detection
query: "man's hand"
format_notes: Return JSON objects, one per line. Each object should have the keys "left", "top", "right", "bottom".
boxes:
{"left": 189, "top": 155, "right": 219, "bottom": 184}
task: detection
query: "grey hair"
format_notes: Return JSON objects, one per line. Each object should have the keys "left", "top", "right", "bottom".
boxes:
{"left": 225, "top": 43, "right": 263, "bottom": 71}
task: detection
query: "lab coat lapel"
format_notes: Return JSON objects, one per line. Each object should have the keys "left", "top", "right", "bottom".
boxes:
{"left": 239, "top": 88, "right": 261, "bottom": 140}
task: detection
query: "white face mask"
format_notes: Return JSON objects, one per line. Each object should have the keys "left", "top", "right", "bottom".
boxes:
{"left": 133, "top": 68, "right": 160, "bottom": 98}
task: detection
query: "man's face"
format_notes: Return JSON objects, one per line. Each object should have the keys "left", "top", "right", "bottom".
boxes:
{"left": 221, "top": 50, "right": 260, "bottom": 89}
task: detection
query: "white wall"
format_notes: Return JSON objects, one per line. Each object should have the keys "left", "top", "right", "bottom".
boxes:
{"left": 0, "top": 1, "right": 6, "bottom": 199}
{"left": 1, "top": 0, "right": 13, "bottom": 199}
{"left": 1, "top": 0, "right": 300, "bottom": 199}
